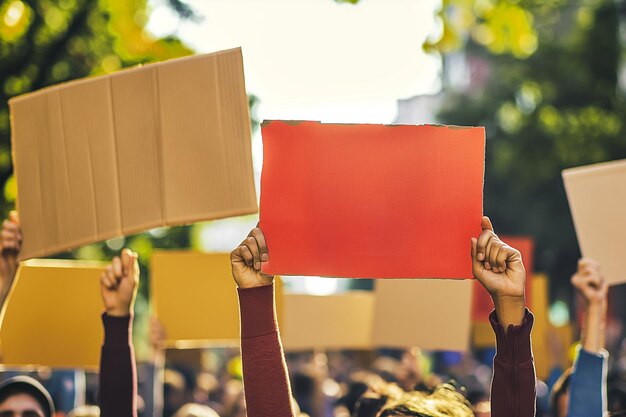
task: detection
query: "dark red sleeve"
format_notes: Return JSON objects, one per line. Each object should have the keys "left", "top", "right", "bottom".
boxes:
{"left": 99, "top": 313, "right": 137, "bottom": 417}
{"left": 489, "top": 308, "right": 536, "bottom": 417}
{"left": 238, "top": 283, "right": 294, "bottom": 417}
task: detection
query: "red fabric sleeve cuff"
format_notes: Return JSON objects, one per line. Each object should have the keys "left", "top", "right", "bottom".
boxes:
{"left": 490, "top": 308, "right": 534, "bottom": 363}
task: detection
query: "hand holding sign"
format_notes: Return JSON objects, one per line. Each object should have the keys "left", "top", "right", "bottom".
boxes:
{"left": 0, "top": 211, "right": 22, "bottom": 309}
{"left": 100, "top": 249, "right": 139, "bottom": 317}
{"left": 471, "top": 216, "right": 526, "bottom": 326}
{"left": 230, "top": 227, "right": 274, "bottom": 289}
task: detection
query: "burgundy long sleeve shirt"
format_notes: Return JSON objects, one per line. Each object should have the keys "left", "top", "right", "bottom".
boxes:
{"left": 238, "top": 284, "right": 537, "bottom": 417}
{"left": 97, "top": 285, "right": 535, "bottom": 417}
{"left": 99, "top": 313, "right": 138, "bottom": 417}
{"left": 489, "top": 308, "right": 536, "bottom": 417}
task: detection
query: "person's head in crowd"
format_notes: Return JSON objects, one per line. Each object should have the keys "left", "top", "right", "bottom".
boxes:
{"left": 292, "top": 371, "right": 316, "bottom": 416}
{"left": 68, "top": 405, "right": 100, "bottom": 417}
{"left": 352, "top": 380, "right": 404, "bottom": 417}
{"left": 164, "top": 368, "right": 192, "bottom": 417}
{"left": 550, "top": 367, "right": 572, "bottom": 417}
{"left": 0, "top": 376, "right": 55, "bottom": 417}
{"left": 173, "top": 403, "right": 221, "bottom": 417}
{"left": 378, "top": 383, "right": 474, "bottom": 417}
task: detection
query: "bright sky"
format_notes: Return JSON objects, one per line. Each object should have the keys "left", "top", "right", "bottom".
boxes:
{"left": 147, "top": 0, "right": 442, "bottom": 123}
{"left": 146, "top": 0, "right": 442, "bottom": 293}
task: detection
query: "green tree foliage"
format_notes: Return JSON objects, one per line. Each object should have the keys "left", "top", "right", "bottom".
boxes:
{"left": 435, "top": 0, "right": 626, "bottom": 301}
{"left": 0, "top": 0, "right": 196, "bottom": 358}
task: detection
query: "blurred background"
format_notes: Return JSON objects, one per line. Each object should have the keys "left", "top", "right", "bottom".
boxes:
{"left": 1, "top": 0, "right": 626, "bottom": 415}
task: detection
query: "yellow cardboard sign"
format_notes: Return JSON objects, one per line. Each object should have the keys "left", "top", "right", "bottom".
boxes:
{"left": 0, "top": 259, "right": 106, "bottom": 369}
{"left": 530, "top": 273, "right": 551, "bottom": 379}
{"left": 151, "top": 251, "right": 283, "bottom": 348}
{"left": 281, "top": 292, "right": 375, "bottom": 351}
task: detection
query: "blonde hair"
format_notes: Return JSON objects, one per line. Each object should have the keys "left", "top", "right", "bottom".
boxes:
{"left": 68, "top": 406, "right": 100, "bottom": 417}
{"left": 379, "top": 383, "right": 474, "bottom": 417}
{"left": 173, "top": 403, "right": 221, "bottom": 417}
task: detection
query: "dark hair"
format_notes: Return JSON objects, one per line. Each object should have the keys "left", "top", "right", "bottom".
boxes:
{"left": 550, "top": 368, "right": 572, "bottom": 416}
{"left": 0, "top": 376, "right": 55, "bottom": 417}
{"left": 352, "top": 395, "right": 389, "bottom": 417}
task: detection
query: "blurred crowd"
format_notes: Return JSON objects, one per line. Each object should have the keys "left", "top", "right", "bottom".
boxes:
{"left": 0, "top": 214, "right": 623, "bottom": 417}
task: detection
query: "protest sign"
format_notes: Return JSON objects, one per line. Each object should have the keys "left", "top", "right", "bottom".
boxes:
{"left": 0, "top": 260, "right": 105, "bottom": 369}
{"left": 563, "top": 159, "right": 626, "bottom": 285}
{"left": 259, "top": 121, "right": 485, "bottom": 279}
{"left": 10, "top": 48, "right": 257, "bottom": 260}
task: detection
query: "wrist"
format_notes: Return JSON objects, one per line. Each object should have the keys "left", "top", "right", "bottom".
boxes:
{"left": 106, "top": 306, "right": 132, "bottom": 317}
{"left": 492, "top": 295, "right": 526, "bottom": 327}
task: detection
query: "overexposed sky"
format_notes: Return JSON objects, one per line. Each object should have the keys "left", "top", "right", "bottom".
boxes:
{"left": 147, "top": 0, "right": 442, "bottom": 123}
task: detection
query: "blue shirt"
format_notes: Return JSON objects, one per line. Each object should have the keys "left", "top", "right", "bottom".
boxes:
{"left": 567, "top": 346, "right": 608, "bottom": 417}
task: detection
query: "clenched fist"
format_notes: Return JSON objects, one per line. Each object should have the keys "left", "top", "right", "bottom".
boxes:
{"left": 230, "top": 227, "right": 274, "bottom": 289}
{"left": 100, "top": 249, "right": 139, "bottom": 317}
{"left": 571, "top": 258, "right": 607, "bottom": 307}
{"left": 471, "top": 216, "right": 526, "bottom": 326}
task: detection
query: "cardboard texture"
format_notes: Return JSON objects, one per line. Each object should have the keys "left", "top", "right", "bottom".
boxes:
{"left": 10, "top": 48, "right": 257, "bottom": 260}
{"left": 260, "top": 121, "right": 485, "bottom": 279}
{"left": 372, "top": 279, "right": 474, "bottom": 351}
{"left": 0, "top": 260, "right": 106, "bottom": 369}
{"left": 281, "top": 292, "right": 375, "bottom": 351}
{"left": 472, "top": 236, "right": 534, "bottom": 325}
{"left": 563, "top": 159, "right": 626, "bottom": 285}
{"left": 151, "top": 252, "right": 283, "bottom": 348}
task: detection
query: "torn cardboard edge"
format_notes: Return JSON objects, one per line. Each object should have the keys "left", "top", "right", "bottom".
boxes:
{"left": 562, "top": 158, "right": 626, "bottom": 179}
{"left": 260, "top": 119, "right": 483, "bottom": 131}
{"left": 10, "top": 47, "right": 258, "bottom": 260}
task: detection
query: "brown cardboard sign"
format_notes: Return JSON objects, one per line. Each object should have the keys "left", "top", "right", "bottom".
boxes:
{"left": 372, "top": 279, "right": 473, "bottom": 351}
{"left": 10, "top": 48, "right": 257, "bottom": 260}
{"left": 151, "top": 252, "right": 283, "bottom": 348}
{"left": 281, "top": 292, "right": 375, "bottom": 351}
{"left": 0, "top": 260, "right": 106, "bottom": 369}
{"left": 563, "top": 159, "right": 626, "bottom": 285}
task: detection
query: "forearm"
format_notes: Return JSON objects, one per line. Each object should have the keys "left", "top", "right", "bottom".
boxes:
{"left": 99, "top": 314, "right": 137, "bottom": 417}
{"left": 490, "top": 309, "right": 536, "bottom": 417}
{"left": 493, "top": 295, "right": 526, "bottom": 327}
{"left": 238, "top": 284, "right": 294, "bottom": 417}
{"left": 581, "top": 302, "right": 606, "bottom": 354}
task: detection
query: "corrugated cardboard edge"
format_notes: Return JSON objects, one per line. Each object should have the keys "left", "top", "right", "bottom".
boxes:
{"left": 261, "top": 120, "right": 484, "bottom": 130}
{"left": 7, "top": 48, "right": 243, "bottom": 106}
{"left": 562, "top": 158, "right": 626, "bottom": 179}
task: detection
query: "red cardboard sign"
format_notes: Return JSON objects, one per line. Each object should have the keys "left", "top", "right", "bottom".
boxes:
{"left": 471, "top": 236, "right": 534, "bottom": 322}
{"left": 260, "top": 121, "right": 485, "bottom": 279}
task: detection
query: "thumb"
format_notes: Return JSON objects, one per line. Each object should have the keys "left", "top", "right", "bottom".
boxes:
{"left": 470, "top": 237, "right": 481, "bottom": 271}
{"left": 481, "top": 216, "right": 494, "bottom": 232}
{"left": 8, "top": 211, "right": 19, "bottom": 224}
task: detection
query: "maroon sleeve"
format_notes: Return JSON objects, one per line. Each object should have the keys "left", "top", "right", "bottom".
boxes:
{"left": 489, "top": 308, "right": 536, "bottom": 417}
{"left": 238, "top": 283, "right": 294, "bottom": 417}
{"left": 99, "top": 313, "right": 137, "bottom": 417}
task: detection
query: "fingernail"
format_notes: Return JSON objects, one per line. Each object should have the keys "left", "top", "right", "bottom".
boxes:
{"left": 255, "top": 262, "right": 261, "bottom": 270}
{"left": 477, "top": 253, "right": 484, "bottom": 261}
{"left": 485, "top": 262, "right": 491, "bottom": 270}
{"left": 261, "top": 253, "right": 269, "bottom": 261}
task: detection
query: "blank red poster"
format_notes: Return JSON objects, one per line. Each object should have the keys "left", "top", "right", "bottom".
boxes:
{"left": 471, "top": 236, "right": 534, "bottom": 322}
{"left": 260, "top": 121, "right": 485, "bottom": 279}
